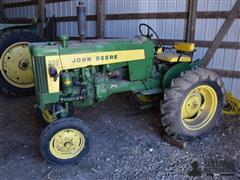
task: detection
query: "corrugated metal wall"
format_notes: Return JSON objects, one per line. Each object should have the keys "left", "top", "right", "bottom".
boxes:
{"left": 4, "top": 0, "right": 37, "bottom": 18}
{"left": 45, "top": 0, "right": 96, "bottom": 37}
{"left": 3, "top": 0, "right": 240, "bottom": 97}
{"left": 195, "top": 0, "right": 240, "bottom": 98}
{"left": 105, "top": 0, "right": 187, "bottom": 40}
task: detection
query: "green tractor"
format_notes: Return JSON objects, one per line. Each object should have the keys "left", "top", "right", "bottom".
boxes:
{"left": 26, "top": 2, "right": 224, "bottom": 164}
{"left": 30, "top": 22, "right": 224, "bottom": 164}
{"left": 0, "top": 15, "right": 43, "bottom": 96}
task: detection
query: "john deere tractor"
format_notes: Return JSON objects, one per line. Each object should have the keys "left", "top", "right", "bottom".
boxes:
{"left": 0, "top": 14, "right": 42, "bottom": 96}
{"left": 29, "top": 3, "right": 224, "bottom": 164}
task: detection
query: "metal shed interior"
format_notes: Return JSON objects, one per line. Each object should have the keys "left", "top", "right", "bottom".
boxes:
{"left": 1, "top": 1, "right": 240, "bottom": 179}
{"left": 1, "top": 0, "right": 240, "bottom": 98}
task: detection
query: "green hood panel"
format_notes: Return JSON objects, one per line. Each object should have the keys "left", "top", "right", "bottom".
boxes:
{"left": 30, "top": 37, "right": 154, "bottom": 58}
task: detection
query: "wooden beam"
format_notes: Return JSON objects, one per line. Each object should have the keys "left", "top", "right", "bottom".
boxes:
{"left": 195, "top": 40, "right": 240, "bottom": 49}
{"left": 96, "top": 0, "right": 105, "bottom": 38}
{"left": 38, "top": 0, "right": 46, "bottom": 37}
{"left": 210, "top": 69, "right": 240, "bottom": 79}
{"left": 186, "top": 0, "right": 198, "bottom": 42}
{"left": 0, "top": 1, "right": 3, "bottom": 13}
{"left": 4, "top": 1, "right": 36, "bottom": 8}
{"left": 54, "top": 15, "right": 97, "bottom": 22}
{"left": 197, "top": 11, "right": 240, "bottom": 19}
{"left": 105, "top": 12, "right": 188, "bottom": 20}
{"left": 159, "top": 39, "right": 240, "bottom": 49}
{"left": 203, "top": 1, "right": 240, "bottom": 67}
{"left": 3, "top": 0, "right": 69, "bottom": 8}
{"left": 7, "top": 18, "right": 33, "bottom": 24}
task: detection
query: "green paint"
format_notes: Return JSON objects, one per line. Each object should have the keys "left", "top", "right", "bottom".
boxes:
{"left": 162, "top": 63, "right": 192, "bottom": 90}
{"left": 29, "top": 43, "right": 59, "bottom": 57}
{"left": 31, "top": 35, "right": 201, "bottom": 119}
{"left": 38, "top": 93, "right": 60, "bottom": 110}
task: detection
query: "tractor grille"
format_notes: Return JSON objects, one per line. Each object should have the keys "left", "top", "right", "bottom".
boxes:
{"left": 32, "top": 57, "right": 48, "bottom": 93}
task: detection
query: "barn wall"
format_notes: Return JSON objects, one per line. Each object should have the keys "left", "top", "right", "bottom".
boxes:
{"left": 3, "top": 0, "right": 97, "bottom": 37}
{"left": 3, "top": 0, "right": 240, "bottom": 97}
{"left": 194, "top": 0, "right": 240, "bottom": 98}
{"left": 105, "top": 0, "right": 187, "bottom": 40}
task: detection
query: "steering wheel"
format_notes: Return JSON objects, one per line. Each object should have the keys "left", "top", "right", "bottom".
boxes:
{"left": 139, "top": 23, "right": 161, "bottom": 46}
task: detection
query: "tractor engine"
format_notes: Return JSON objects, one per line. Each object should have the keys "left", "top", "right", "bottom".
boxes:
{"left": 59, "top": 67, "right": 113, "bottom": 105}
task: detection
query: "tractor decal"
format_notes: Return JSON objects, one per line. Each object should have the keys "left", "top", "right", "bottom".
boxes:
{"left": 60, "top": 49, "right": 145, "bottom": 70}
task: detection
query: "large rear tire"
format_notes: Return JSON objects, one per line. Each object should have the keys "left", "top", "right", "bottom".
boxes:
{"left": 161, "top": 68, "right": 224, "bottom": 139}
{"left": 0, "top": 29, "right": 43, "bottom": 96}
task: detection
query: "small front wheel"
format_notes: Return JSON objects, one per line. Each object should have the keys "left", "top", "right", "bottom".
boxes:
{"left": 40, "top": 118, "right": 92, "bottom": 164}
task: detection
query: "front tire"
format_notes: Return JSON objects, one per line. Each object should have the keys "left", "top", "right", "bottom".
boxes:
{"left": 40, "top": 118, "right": 92, "bottom": 164}
{"left": 161, "top": 68, "right": 224, "bottom": 139}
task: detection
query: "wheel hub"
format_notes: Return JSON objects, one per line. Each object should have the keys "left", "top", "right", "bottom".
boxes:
{"left": 184, "top": 91, "right": 202, "bottom": 118}
{"left": 50, "top": 129, "right": 85, "bottom": 159}
{"left": 18, "top": 59, "right": 29, "bottom": 70}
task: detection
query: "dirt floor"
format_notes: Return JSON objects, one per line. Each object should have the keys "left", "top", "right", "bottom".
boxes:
{"left": 0, "top": 92, "right": 240, "bottom": 179}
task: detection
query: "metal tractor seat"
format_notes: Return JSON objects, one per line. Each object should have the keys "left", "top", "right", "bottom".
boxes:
{"left": 157, "top": 42, "right": 195, "bottom": 63}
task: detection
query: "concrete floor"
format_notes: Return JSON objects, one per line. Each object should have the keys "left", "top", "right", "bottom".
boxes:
{"left": 0, "top": 93, "right": 240, "bottom": 179}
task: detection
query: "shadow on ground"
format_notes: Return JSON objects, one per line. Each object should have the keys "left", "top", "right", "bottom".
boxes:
{"left": 0, "top": 93, "right": 239, "bottom": 179}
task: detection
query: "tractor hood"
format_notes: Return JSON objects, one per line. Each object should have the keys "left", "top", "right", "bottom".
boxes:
{"left": 29, "top": 36, "right": 155, "bottom": 70}
{"left": 29, "top": 36, "right": 153, "bottom": 57}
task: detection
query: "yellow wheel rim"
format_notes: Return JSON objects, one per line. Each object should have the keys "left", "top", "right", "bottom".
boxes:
{"left": 0, "top": 42, "right": 34, "bottom": 88}
{"left": 181, "top": 85, "right": 218, "bottom": 131}
{"left": 42, "top": 109, "right": 56, "bottom": 123}
{"left": 50, "top": 129, "right": 85, "bottom": 160}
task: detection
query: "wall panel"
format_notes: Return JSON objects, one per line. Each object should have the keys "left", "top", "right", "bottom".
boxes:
{"left": 3, "top": 0, "right": 240, "bottom": 97}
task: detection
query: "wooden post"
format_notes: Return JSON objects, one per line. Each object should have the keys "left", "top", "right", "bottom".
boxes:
{"left": 48, "top": 15, "right": 57, "bottom": 41}
{"left": 96, "top": 0, "right": 105, "bottom": 38}
{"left": 52, "top": 15, "right": 57, "bottom": 41}
{"left": 0, "top": 2, "right": 3, "bottom": 13}
{"left": 0, "top": 1, "right": 9, "bottom": 23}
{"left": 38, "top": 0, "right": 46, "bottom": 37}
{"left": 203, "top": 0, "right": 240, "bottom": 67}
{"left": 186, "top": 0, "right": 198, "bottom": 42}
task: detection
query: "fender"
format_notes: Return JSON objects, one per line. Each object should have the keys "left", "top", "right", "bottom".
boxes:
{"left": 162, "top": 60, "right": 202, "bottom": 90}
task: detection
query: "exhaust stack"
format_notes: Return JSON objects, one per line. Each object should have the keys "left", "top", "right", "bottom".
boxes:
{"left": 77, "top": 1, "right": 86, "bottom": 41}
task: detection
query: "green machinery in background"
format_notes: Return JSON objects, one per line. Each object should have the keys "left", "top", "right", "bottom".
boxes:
{"left": 0, "top": 14, "right": 43, "bottom": 96}
{"left": 29, "top": 2, "right": 224, "bottom": 164}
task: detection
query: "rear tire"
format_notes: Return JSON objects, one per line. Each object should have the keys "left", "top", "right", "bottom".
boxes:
{"left": 161, "top": 68, "right": 224, "bottom": 139}
{"left": 0, "top": 29, "right": 43, "bottom": 96}
{"left": 40, "top": 118, "right": 92, "bottom": 164}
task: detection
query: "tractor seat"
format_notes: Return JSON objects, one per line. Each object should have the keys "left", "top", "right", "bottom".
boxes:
{"left": 157, "top": 52, "right": 192, "bottom": 63}
{"left": 174, "top": 42, "right": 195, "bottom": 52}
